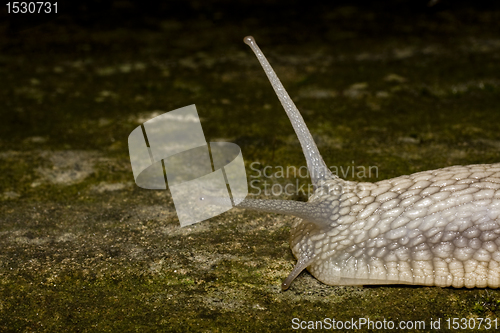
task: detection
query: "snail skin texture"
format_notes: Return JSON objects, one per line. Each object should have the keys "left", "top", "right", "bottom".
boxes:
{"left": 237, "top": 36, "right": 500, "bottom": 291}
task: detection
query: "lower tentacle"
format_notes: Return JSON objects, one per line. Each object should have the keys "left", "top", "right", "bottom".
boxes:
{"left": 282, "top": 254, "right": 317, "bottom": 291}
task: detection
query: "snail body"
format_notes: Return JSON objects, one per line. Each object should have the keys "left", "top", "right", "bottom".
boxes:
{"left": 239, "top": 36, "right": 500, "bottom": 290}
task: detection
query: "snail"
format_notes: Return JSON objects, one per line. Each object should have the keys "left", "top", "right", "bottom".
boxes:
{"left": 222, "top": 36, "right": 500, "bottom": 291}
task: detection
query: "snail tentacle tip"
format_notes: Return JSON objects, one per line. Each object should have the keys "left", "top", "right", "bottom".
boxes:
{"left": 243, "top": 36, "right": 255, "bottom": 45}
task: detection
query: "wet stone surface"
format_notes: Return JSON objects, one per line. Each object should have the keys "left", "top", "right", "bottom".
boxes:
{"left": 1, "top": 1, "right": 500, "bottom": 331}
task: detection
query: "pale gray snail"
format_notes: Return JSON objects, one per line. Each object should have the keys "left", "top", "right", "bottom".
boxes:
{"left": 217, "top": 36, "right": 500, "bottom": 291}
